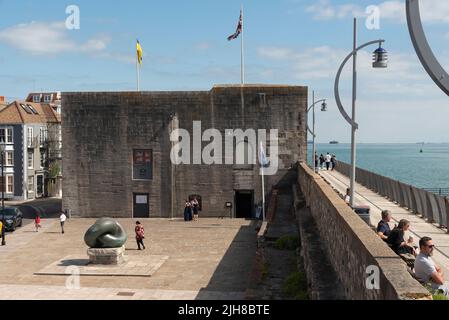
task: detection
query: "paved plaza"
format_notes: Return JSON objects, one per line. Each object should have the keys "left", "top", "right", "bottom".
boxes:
{"left": 0, "top": 218, "right": 257, "bottom": 300}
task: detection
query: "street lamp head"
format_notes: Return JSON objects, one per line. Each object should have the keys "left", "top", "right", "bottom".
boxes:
{"left": 373, "top": 46, "right": 388, "bottom": 68}
{"left": 321, "top": 101, "right": 328, "bottom": 112}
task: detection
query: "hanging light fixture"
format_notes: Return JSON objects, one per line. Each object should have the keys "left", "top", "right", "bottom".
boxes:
{"left": 373, "top": 45, "right": 388, "bottom": 68}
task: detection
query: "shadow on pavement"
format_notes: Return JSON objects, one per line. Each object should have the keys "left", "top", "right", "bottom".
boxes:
{"left": 195, "top": 219, "right": 258, "bottom": 300}
{"left": 7, "top": 198, "right": 62, "bottom": 219}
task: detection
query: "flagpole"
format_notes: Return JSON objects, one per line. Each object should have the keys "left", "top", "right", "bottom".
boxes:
{"left": 260, "top": 142, "right": 266, "bottom": 222}
{"left": 241, "top": 5, "right": 245, "bottom": 86}
{"left": 240, "top": 5, "right": 245, "bottom": 126}
{"left": 262, "top": 166, "right": 266, "bottom": 222}
{"left": 137, "top": 61, "right": 140, "bottom": 92}
{"left": 136, "top": 56, "right": 140, "bottom": 92}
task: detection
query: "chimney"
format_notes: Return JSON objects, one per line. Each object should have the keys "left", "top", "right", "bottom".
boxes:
{"left": 0, "top": 96, "right": 5, "bottom": 102}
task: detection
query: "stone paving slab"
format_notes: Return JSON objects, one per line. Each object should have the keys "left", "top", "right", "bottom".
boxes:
{"left": 35, "top": 254, "right": 169, "bottom": 277}
{"left": 0, "top": 284, "right": 245, "bottom": 300}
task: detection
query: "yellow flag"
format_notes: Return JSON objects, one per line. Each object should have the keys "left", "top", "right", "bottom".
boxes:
{"left": 136, "top": 40, "right": 143, "bottom": 65}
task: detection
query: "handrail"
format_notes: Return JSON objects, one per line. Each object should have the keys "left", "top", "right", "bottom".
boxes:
{"left": 334, "top": 161, "right": 449, "bottom": 232}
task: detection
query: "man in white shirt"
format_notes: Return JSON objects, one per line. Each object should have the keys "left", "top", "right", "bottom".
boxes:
{"left": 325, "top": 153, "right": 332, "bottom": 171}
{"left": 60, "top": 211, "right": 67, "bottom": 234}
{"left": 414, "top": 237, "right": 449, "bottom": 297}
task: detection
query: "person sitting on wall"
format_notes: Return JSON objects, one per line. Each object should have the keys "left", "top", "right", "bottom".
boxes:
{"left": 387, "top": 219, "right": 416, "bottom": 256}
{"left": 414, "top": 237, "right": 449, "bottom": 298}
{"left": 377, "top": 210, "right": 392, "bottom": 242}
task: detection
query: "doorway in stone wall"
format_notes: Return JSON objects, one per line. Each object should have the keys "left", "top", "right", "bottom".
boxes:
{"left": 235, "top": 190, "right": 254, "bottom": 219}
{"left": 133, "top": 193, "right": 150, "bottom": 218}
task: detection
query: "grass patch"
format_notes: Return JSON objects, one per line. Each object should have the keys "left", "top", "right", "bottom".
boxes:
{"left": 424, "top": 284, "right": 448, "bottom": 300}
{"left": 282, "top": 271, "right": 309, "bottom": 300}
{"left": 433, "top": 293, "right": 448, "bottom": 300}
{"left": 274, "top": 235, "right": 299, "bottom": 250}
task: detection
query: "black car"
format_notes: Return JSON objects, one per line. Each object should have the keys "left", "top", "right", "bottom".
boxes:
{"left": 0, "top": 207, "right": 23, "bottom": 232}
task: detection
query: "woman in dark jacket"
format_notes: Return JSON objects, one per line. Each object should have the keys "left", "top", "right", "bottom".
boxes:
{"left": 184, "top": 200, "right": 192, "bottom": 222}
{"left": 387, "top": 219, "right": 416, "bottom": 256}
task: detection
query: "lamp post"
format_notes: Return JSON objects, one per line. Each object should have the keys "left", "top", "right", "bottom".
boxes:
{"left": 1, "top": 143, "right": 5, "bottom": 246}
{"left": 307, "top": 90, "right": 327, "bottom": 173}
{"left": 334, "top": 17, "right": 388, "bottom": 207}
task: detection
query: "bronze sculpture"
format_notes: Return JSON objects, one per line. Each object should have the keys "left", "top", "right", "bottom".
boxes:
{"left": 84, "top": 218, "right": 128, "bottom": 249}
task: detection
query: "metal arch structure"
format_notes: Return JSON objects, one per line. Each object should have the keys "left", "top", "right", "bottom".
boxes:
{"left": 306, "top": 99, "right": 326, "bottom": 137}
{"left": 406, "top": 0, "right": 449, "bottom": 96}
{"left": 334, "top": 39, "right": 385, "bottom": 130}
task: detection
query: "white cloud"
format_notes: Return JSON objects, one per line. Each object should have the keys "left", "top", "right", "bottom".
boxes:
{"left": 194, "top": 42, "right": 212, "bottom": 50}
{"left": 0, "top": 21, "right": 109, "bottom": 55}
{"left": 305, "top": 0, "right": 449, "bottom": 24}
{"left": 257, "top": 45, "right": 434, "bottom": 98}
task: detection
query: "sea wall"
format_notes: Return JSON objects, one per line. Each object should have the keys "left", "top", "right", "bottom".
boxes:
{"left": 296, "top": 162, "right": 431, "bottom": 300}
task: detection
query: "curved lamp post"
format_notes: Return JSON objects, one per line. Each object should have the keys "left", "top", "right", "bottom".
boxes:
{"left": 307, "top": 91, "right": 327, "bottom": 173}
{"left": 406, "top": 0, "right": 449, "bottom": 96}
{"left": 334, "top": 18, "right": 388, "bottom": 207}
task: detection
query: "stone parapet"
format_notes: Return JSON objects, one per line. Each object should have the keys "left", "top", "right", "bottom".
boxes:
{"left": 297, "top": 162, "right": 431, "bottom": 300}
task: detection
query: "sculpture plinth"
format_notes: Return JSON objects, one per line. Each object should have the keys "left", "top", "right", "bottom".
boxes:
{"left": 87, "top": 246, "right": 125, "bottom": 265}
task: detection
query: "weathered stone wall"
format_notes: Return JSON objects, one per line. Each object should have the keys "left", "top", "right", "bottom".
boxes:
{"left": 62, "top": 85, "right": 307, "bottom": 218}
{"left": 297, "top": 162, "right": 431, "bottom": 300}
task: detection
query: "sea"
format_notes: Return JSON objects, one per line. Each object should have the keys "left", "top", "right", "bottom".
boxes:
{"left": 308, "top": 143, "right": 449, "bottom": 189}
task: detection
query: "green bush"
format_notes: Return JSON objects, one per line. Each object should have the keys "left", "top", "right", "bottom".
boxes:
{"left": 283, "top": 271, "right": 309, "bottom": 300}
{"left": 274, "top": 235, "right": 299, "bottom": 250}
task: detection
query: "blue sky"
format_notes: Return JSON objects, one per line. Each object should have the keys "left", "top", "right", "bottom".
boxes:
{"left": 1, "top": 0, "right": 449, "bottom": 143}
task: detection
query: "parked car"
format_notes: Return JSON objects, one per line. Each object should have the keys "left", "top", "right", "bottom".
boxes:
{"left": 0, "top": 207, "right": 23, "bottom": 232}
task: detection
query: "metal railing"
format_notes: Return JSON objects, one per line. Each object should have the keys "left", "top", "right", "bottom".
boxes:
{"left": 423, "top": 188, "right": 449, "bottom": 198}
{"left": 334, "top": 162, "right": 449, "bottom": 232}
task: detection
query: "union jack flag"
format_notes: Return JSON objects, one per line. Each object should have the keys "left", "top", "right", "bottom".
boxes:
{"left": 227, "top": 10, "right": 243, "bottom": 41}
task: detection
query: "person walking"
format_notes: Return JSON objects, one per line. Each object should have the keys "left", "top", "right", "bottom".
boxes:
{"left": 319, "top": 154, "right": 325, "bottom": 170}
{"left": 135, "top": 221, "right": 146, "bottom": 250}
{"left": 325, "top": 153, "right": 332, "bottom": 170}
{"left": 184, "top": 200, "right": 192, "bottom": 222}
{"left": 331, "top": 154, "right": 337, "bottom": 171}
{"left": 34, "top": 213, "right": 41, "bottom": 232}
{"left": 192, "top": 198, "right": 199, "bottom": 221}
{"left": 59, "top": 211, "right": 67, "bottom": 234}
{"left": 314, "top": 153, "right": 319, "bottom": 172}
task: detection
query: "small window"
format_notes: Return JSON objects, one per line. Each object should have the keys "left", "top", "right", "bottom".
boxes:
{"left": 0, "top": 129, "right": 5, "bottom": 143}
{"left": 6, "top": 128, "right": 13, "bottom": 143}
{"left": 44, "top": 95, "right": 52, "bottom": 102}
{"left": 33, "top": 95, "right": 40, "bottom": 103}
{"left": 40, "top": 150, "right": 46, "bottom": 168}
{"left": 27, "top": 127, "right": 34, "bottom": 147}
{"left": 39, "top": 127, "right": 47, "bottom": 145}
{"left": 6, "top": 175, "right": 13, "bottom": 194}
{"left": 6, "top": 152, "right": 13, "bottom": 166}
{"left": 28, "top": 176, "right": 34, "bottom": 192}
{"left": 20, "top": 104, "right": 33, "bottom": 114}
{"left": 27, "top": 104, "right": 39, "bottom": 115}
{"left": 28, "top": 151, "right": 34, "bottom": 169}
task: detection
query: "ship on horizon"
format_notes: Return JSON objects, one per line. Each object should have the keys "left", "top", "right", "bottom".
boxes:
{"left": 330, "top": 141, "right": 339, "bottom": 145}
